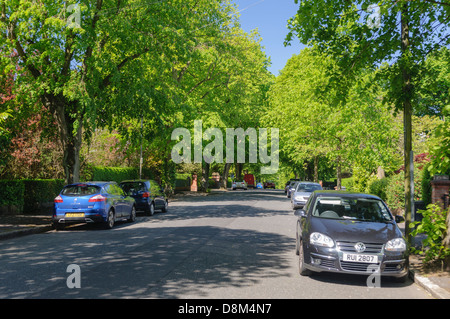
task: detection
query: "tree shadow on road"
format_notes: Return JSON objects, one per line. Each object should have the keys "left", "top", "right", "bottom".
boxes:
{"left": 0, "top": 224, "right": 295, "bottom": 298}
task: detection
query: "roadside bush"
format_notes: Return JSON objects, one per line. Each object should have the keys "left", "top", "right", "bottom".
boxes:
{"left": 88, "top": 166, "right": 154, "bottom": 183}
{"left": 410, "top": 204, "right": 450, "bottom": 264}
{"left": 0, "top": 179, "right": 65, "bottom": 214}
{"left": 0, "top": 180, "right": 24, "bottom": 208}
{"left": 367, "top": 177, "right": 390, "bottom": 202}
{"left": 385, "top": 169, "right": 423, "bottom": 214}
{"left": 23, "top": 179, "right": 65, "bottom": 213}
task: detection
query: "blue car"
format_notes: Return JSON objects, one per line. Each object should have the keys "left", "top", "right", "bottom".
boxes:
{"left": 53, "top": 181, "right": 136, "bottom": 230}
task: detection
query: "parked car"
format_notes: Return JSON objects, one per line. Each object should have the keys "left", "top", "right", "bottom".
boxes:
{"left": 119, "top": 180, "right": 168, "bottom": 216}
{"left": 291, "top": 182, "right": 322, "bottom": 209}
{"left": 264, "top": 181, "right": 276, "bottom": 189}
{"left": 284, "top": 179, "right": 300, "bottom": 194}
{"left": 53, "top": 181, "right": 136, "bottom": 230}
{"left": 232, "top": 180, "right": 247, "bottom": 190}
{"left": 256, "top": 182, "right": 263, "bottom": 189}
{"left": 294, "top": 191, "right": 408, "bottom": 282}
{"left": 286, "top": 181, "right": 299, "bottom": 198}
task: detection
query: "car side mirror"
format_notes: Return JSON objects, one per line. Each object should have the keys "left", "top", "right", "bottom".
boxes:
{"left": 294, "top": 209, "right": 307, "bottom": 218}
{"left": 395, "top": 215, "right": 405, "bottom": 223}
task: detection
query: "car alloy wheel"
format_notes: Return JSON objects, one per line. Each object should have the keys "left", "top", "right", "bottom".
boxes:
{"left": 149, "top": 202, "right": 155, "bottom": 216}
{"left": 105, "top": 209, "right": 115, "bottom": 229}
{"left": 298, "top": 240, "right": 311, "bottom": 276}
{"left": 128, "top": 206, "right": 136, "bottom": 222}
{"left": 162, "top": 200, "right": 168, "bottom": 213}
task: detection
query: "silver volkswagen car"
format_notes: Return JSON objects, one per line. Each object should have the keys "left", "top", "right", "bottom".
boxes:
{"left": 294, "top": 191, "right": 408, "bottom": 282}
{"left": 291, "top": 182, "right": 322, "bottom": 209}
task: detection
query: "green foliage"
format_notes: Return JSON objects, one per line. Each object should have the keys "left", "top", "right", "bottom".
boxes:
{"left": 410, "top": 204, "right": 450, "bottom": 263}
{"left": 385, "top": 169, "right": 423, "bottom": 213}
{"left": 367, "top": 177, "right": 390, "bottom": 202}
{"left": 22, "top": 179, "right": 65, "bottom": 213}
{"left": 90, "top": 166, "right": 153, "bottom": 184}
{"left": 0, "top": 179, "right": 64, "bottom": 214}
{"left": 428, "top": 106, "right": 450, "bottom": 176}
{"left": 0, "top": 180, "right": 24, "bottom": 207}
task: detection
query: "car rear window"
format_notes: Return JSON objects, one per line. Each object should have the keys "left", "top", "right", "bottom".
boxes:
{"left": 62, "top": 185, "right": 100, "bottom": 196}
{"left": 120, "top": 182, "right": 146, "bottom": 194}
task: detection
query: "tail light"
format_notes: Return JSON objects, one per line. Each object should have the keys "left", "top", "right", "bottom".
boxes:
{"left": 89, "top": 194, "right": 106, "bottom": 202}
{"left": 142, "top": 192, "right": 150, "bottom": 198}
{"left": 54, "top": 195, "right": 63, "bottom": 203}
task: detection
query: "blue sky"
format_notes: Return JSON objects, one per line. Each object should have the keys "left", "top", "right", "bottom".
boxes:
{"left": 232, "top": 0, "right": 306, "bottom": 75}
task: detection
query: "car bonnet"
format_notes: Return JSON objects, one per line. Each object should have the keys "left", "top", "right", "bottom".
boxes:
{"left": 309, "top": 216, "right": 402, "bottom": 244}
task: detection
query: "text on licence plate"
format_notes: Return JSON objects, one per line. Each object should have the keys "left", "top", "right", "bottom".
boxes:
{"left": 65, "top": 213, "right": 85, "bottom": 218}
{"left": 342, "top": 253, "right": 378, "bottom": 263}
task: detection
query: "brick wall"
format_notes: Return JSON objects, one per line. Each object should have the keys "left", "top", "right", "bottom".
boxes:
{"left": 431, "top": 176, "right": 450, "bottom": 209}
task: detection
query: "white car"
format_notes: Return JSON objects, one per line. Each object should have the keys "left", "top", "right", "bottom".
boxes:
{"left": 232, "top": 181, "right": 247, "bottom": 190}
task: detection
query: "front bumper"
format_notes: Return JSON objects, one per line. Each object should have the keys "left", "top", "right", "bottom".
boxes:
{"left": 292, "top": 200, "right": 307, "bottom": 209}
{"left": 304, "top": 244, "right": 408, "bottom": 278}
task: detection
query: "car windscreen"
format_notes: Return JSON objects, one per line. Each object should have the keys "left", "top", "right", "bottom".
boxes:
{"left": 61, "top": 185, "right": 100, "bottom": 196}
{"left": 296, "top": 183, "right": 322, "bottom": 192}
{"left": 311, "top": 196, "right": 393, "bottom": 222}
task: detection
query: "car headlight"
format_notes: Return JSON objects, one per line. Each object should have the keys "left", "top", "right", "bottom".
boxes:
{"left": 385, "top": 238, "right": 406, "bottom": 252}
{"left": 310, "top": 232, "right": 334, "bottom": 248}
{"left": 294, "top": 195, "right": 304, "bottom": 201}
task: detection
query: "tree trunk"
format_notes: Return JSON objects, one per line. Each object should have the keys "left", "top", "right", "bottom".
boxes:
{"left": 47, "top": 95, "right": 82, "bottom": 185}
{"left": 236, "top": 163, "right": 242, "bottom": 181}
{"left": 401, "top": 3, "right": 413, "bottom": 247}
{"left": 336, "top": 155, "right": 342, "bottom": 190}
{"left": 314, "top": 156, "right": 319, "bottom": 183}
{"left": 201, "top": 161, "right": 210, "bottom": 192}
{"left": 444, "top": 207, "right": 450, "bottom": 249}
{"left": 222, "top": 163, "right": 231, "bottom": 189}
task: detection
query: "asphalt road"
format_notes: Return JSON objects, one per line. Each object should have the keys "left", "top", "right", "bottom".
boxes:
{"left": 0, "top": 189, "right": 432, "bottom": 299}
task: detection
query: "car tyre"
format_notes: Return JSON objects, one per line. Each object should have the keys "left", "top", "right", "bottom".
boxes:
{"left": 149, "top": 202, "right": 155, "bottom": 216}
{"left": 104, "top": 209, "right": 115, "bottom": 229}
{"left": 128, "top": 205, "right": 136, "bottom": 222}
{"left": 162, "top": 200, "right": 168, "bottom": 213}
{"left": 298, "top": 240, "right": 311, "bottom": 276}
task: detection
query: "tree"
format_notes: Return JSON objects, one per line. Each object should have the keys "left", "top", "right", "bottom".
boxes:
{"left": 286, "top": 0, "right": 450, "bottom": 245}
{"left": 0, "top": 0, "right": 233, "bottom": 184}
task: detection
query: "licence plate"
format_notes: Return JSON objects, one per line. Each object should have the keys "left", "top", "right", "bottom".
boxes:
{"left": 65, "top": 213, "right": 85, "bottom": 218}
{"left": 342, "top": 253, "right": 378, "bottom": 263}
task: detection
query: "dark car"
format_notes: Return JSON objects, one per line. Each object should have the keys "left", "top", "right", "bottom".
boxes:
{"left": 264, "top": 181, "right": 275, "bottom": 189}
{"left": 286, "top": 181, "right": 299, "bottom": 198}
{"left": 53, "top": 181, "right": 136, "bottom": 230}
{"left": 119, "top": 180, "right": 168, "bottom": 216}
{"left": 294, "top": 191, "right": 408, "bottom": 282}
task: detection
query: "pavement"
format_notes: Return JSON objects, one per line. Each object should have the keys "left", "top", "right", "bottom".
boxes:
{"left": 0, "top": 212, "right": 449, "bottom": 299}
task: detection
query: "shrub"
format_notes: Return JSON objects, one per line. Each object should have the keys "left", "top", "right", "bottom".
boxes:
{"left": 385, "top": 168, "right": 423, "bottom": 214}
{"left": 0, "top": 180, "right": 24, "bottom": 208}
{"left": 410, "top": 204, "right": 450, "bottom": 264}
{"left": 22, "top": 179, "right": 65, "bottom": 214}
{"left": 367, "top": 177, "right": 390, "bottom": 202}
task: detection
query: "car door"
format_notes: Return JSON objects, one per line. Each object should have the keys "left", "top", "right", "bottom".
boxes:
{"left": 150, "top": 180, "right": 164, "bottom": 209}
{"left": 108, "top": 183, "right": 125, "bottom": 217}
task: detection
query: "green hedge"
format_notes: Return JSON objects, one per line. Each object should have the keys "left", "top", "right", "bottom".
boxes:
{"left": 0, "top": 180, "right": 25, "bottom": 207}
{"left": 0, "top": 179, "right": 64, "bottom": 214}
{"left": 23, "top": 179, "right": 65, "bottom": 213}
{"left": 89, "top": 166, "right": 154, "bottom": 184}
